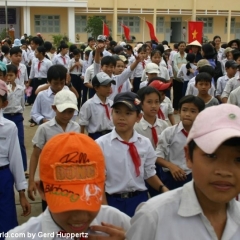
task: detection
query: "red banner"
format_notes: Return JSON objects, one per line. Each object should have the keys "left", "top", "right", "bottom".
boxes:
{"left": 188, "top": 21, "right": 203, "bottom": 43}
{"left": 103, "top": 22, "right": 110, "bottom": 37}
{"left": 121, "top": 24, "right": 130, "bottom": 41}
{"left": 145, "top": 21, "right": 158, "bottom": 42}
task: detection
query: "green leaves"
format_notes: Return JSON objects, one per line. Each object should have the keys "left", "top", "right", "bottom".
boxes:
{"left": 85, "top": 16, "right": 105, "bottom": 39}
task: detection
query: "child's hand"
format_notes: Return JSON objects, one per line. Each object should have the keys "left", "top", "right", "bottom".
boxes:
{"left": 28, "top": 181, "right": 37, "bottom": 201}
{"left": 134, "top": 54, "right": 142, "bottom": 63}
{"left": 96, "top": 43, "right": 105, "bottom": 52}
{"left": 19, "top": 192, "right": 31, "bottom": 217}
{"left": 169, "top": 164, "right": 187, "bottom": 181}
{"left": 75, "top": 62, "right": 82, "bottom": 67}
{"left": 88, "top": 222, "right": 125, "bottom": 240}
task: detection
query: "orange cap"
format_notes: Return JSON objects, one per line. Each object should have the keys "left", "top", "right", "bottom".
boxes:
{"left": 39, "top": 132, "right": 105, "bottom": 213}
{"left": 149, "top": 80, "right": 172, "bottom": 91}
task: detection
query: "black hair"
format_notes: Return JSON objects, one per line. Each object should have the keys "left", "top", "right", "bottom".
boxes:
{"left": 137, "top": 86, "right": 161, "bottom": 102}
{"left": 1, "top": 45, "right": 10, "bottom": 55}
{"left": 174, "top": 43, "right": 178, "bottom": 49}
{"left": 6, "top": 64, "right": 18, "bottom": 75}
{"left": 199, "top": 65, "right": 215, "bottom": 77}
{"left": 137, "top": 47, "right": 146, "bottom": 54}
{"left": 213, "top": 35, "right": 221, "bottom": 42}
{"left": 101, "top": 56, "right": 116, "bottom": 67}
{"left": 107, "top": 36, "right": 113, "bottom": 42}
{"left": 151, "top": 50, "right": 162, "bottom": 58}
{"left": 186, "top": 53, "right": 196, "bottom": 75}
{"left": 188, "top": 137, "right": 240, "bottom": 160}
{"left": 36, "top": 46, "right": 46, "bottom": 56}
{"left": 10, "top": 47, "right": 22, "bottom": 56}
{"left": 43, "top": 41, "right": 52, "bottom": 52}
{"left": 73, "top": 49, "right": 81, "bottom": 55}
{"left": 233, "top": 51, "right": 240, "bottom": 61}
{"left": 4, "top": 39, "right": 11, "bottom": 45}
{"left": 0, "top": 93, "right": 7, "bottom": 102}
{"left": 147, "top": 77, "right": 167, "bottom": 85}
{"left": 69, "top": 45, "right": 77, "bottom": 53}
{"left": 31, "top": 36, "right": 43, "bottom": 46}
{"left": 221, "top": 43, "right": 227, "bottom": 49}
{"left": 195, "top": 72, "right": 212, "bottom": 84}
{"left": 47, "top": 65, "right": 67, "bottom": 82}
{"left": 110, "top": 41, "right": 117, "bottom": 47}
{"left": 178, "top": 41, "right": 186, "bottom": 47}
{"left": 162, "top": 40, "right": 168, "bottom": 46}
{"left": 155, "top": 44, "right": 164, "bottom": 54}
{"left": 178, "top": 95, "right": 205, "bottom": 113}
{"left": 202, "top": 44, "right": 216, "bottom": 59}
{"left": 59, "top": 43, "right": 69, "bottom": 51}
{"left": 84, "top": 50, "right": 91, "bottom": 57}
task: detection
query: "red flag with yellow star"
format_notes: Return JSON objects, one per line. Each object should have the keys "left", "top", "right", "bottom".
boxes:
{"left": 188, "top": 21, "right": 203, "bottom": 43}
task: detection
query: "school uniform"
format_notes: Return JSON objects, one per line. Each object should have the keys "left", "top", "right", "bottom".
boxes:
{"left": 217, "top": 47, "right": 225, "bottom": 61}
{"left": 9, "top": 63, "right": 28, "bottom": 88}
{"left": 160, "top": 96, "right": 174, "bottom": 125}
{"left": 84, "top": 63, "right": 96, "bottom": 98}
{"left": 141, "top": 65, "right": 170, "bottom": 83}
{"left": 185, "top": 76, "right": 216, "bottom": 97}
{"left": 79, "top": 94, "right": 114, "bottom": 140}
{"left": 216, "top": 75, "right": 229, "bottom": 97}
{"left": 117, "top": 79, "right": 132, "bottom": 93}
{"left": 221, "top": 74, "right": 240, "bottom": 99}
{"left": 127, "top": 54, "right": 135, "bottom": 67}
{"left": 28, "top": 58, "right": 53, "bottom": 104}
{"left": 0, "top": 111, "right": 27, "bottom": 238}
{"left": 52, "top": 53, "right": 70, "bottom": 69}
{"left": 205, "top": 97, "right": 219, "bottom": 108}
{"left": 96, "top": 129, "right": 157, "bottom": 217}
{"left": 156, "top": 122, "right": 192, "bottom": 190}
{"left": 2, "top": 56, "right": 10, "bottom": 65}
{"left": 221, "top": 58, "right": 228, "bottom": 75}
{"left": 228, "top": 86, "right": 240, "bottom": 107}
{"left": 81, "top": 60, "right": 90, "bottom": 104}
{"left": 126, "top": 180, "right": 240, "bottom": 240}
{"left": 131, "top": 61, "right": 146, "bottom": 93}
{"left": 68, "top": 58, "right": 84, "bottom": 109}
{"left": 6, "top": 205, "right": 131, "bottom": 240}
{"left": 3, "top": 84, "right": 27, "bottom": 171}
{"left": 177, "top": 63, "right": 197, "bottom": 96}
{"left": 21, "top": 49, "right": 28, "bottom": 65}
{"left": 30, "top": 86, "right": 69, "bottom": 124}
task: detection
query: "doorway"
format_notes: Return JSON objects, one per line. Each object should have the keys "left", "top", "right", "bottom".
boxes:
{"left": 170, "top": 17, "right": 182, "bottom": 43}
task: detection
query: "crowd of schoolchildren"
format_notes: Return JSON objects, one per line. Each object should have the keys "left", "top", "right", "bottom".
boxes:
{"left": 0, "top": 33, "right": 240, "bottom": 240}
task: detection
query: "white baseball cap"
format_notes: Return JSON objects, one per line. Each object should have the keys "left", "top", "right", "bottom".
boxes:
{"left": 186, "top": 104, "right": 240, "bottom": 154}
{"left": 145, "top": 63, "right": 160, "bottom": 74}
{"left": 53, "top": 90, "right": 78, "bottom": 112}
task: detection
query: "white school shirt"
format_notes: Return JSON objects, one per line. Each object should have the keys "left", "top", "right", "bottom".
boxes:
{"left": 217, "top": 47, "right": 225, "bottom": 61}
{"left": 0, "top": 111, "right": 27, "bottom": 191}
{"left": 156, "top": 121, "right": 191, "bottom": 174}
{"left": 160, "top": 96, "right": 174, "bottom": 121}
{"left": 216, "top": 75, "right": 229, "bottom": 96}
{"left": 84, "top": 64, "right": 94, "bottom": 84}
{"left": 21, "top": 49, "right": 28, "bottom": 65}
{"left": 126, "top": 180, "right": 240, "bottom": 240}
{"left": 68, "top": 58, "right": 84, "bottom": 75}
{"left": 81, "top": 60, "right": 90, "bottom": 77}
{"left": 185, "top": 76, "right": 216, "bottom": 97}
{"left": 27, "top": 49, "right": 35, "bottom": 65}
{"left": 2, "top": 55, "right": 10, "bottom": 65}
{"left": 127, "top": 54, "right": 135, "bottom": 67}
{"left": 3, "top": 84, "right": 25, "bottom": 114}
{"left": 52, "top": 53, "right": 70, "bottom": 69}
{"left": 177, "top": 63, "right": 197, "bottom": 81}
{"left": 140, "top": 65, "right": 170, "bottom": 83}
{"left": 169, "top": 50, "right": 178, "bottom": 66}
{"left": 131, "top": 61, "right": 145, "bottom": 78}
{"left": 31, "top": 86, "right": 69, "bottom": 124}
{"left": 13, "top": 63, "right": 28, "bottom": 87}
{"left": 118, "top": 79, "right": 132, "bottom": 93}
{"left": 167, "top": 64, "right": 174, "bottom": 78}
{"left": 32, "top": 118, "right": 80, "bottom": 149}
{"left": 227, "top": 86, "right": 240, "bottom": 107}
{"left": 96, "top": 129, "right": 157, "bottom": 194}
{"left": 221, "top": 75, "right": 240, "bottom": 99}
{"left": 79, "top": 94, "right": 114, "bottom": 133}
{"left": 134, "top": 117, "right": 168, "bottom": 149}
{"left": 87, "top": 49, "right": 112, "bottom": 66}
{"left": 160, "top": 58, "right": 167, "bottom": 68}
{"left": 6, "top": 206, "right": 131, "bottom": 240}
{"left": 221, "top": 58, "right": 227, "bottom": 75}
{"left": 29, "top": 58, "right": 52, "bottom": 79}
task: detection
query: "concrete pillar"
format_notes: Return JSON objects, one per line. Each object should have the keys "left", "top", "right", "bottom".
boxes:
{"left": 23, "top": 6, "right": 30, "bottom": 35}
{"left": 113, "top": 0, "right": 117, "bottom": 41}
{"left": 68, "top": 7, "right": 75, "bottom": 43}
{"left": 227, "top": 10, "right": 231, "bottom": 42}
{"left": 191, "top": 0, "right": 197, "bottom": 21}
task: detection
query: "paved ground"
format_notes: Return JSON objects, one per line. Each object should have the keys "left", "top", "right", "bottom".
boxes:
{"left": 15, "top": 104, "right": 180, "bottom": 225}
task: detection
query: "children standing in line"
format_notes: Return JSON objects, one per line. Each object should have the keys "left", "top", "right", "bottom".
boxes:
{"left": 3, "top": 64, "right": 27, "bottom": 173}
{"left": 155, "top": 95, "right": 205, "bottom": 190}
{"left": 28, "top": 90, "right": 80, "bottom": 211}
{"left": 79, "top": 72, "right": 115, "bottom": 140}
{"left": 0, "top": 80, "right": 31, "bottom": 238}
{"left": 127, "top": 104, "right": 240, "bottom": 240}
{"left": 195, "top": 72, "right": 219, "bottom": 108}
{"left": 10, "top": 47, "right": 28, "bottom": 88}
{"left": 68, "top": 48, "right": 84, "bottom": 109}
{"left": 96, "top": 92, "right": 169, "bottom": 217}
{"left": 216, "top": 60, "right": 238, "bottom": 103}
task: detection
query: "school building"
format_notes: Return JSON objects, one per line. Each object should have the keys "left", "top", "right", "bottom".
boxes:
{"left": 0, "top": 0, "right": 240, "bottom": 44}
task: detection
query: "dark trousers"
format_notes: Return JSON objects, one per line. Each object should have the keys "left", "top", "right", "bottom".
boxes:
{"left": 182, "top": 81, "right": 189, "bottom": 97}
{"left": 133, "top": 77, "right": 141, "bottom": 93}
{"left": 106, "top": 191, "right": 148, "bottom": 217}
{"left": 88, "top": 130, "right": 111, "bottom": 140}
{"left": 3, "top": 113, "right": 27, "bottom": 171}
{"left": 173, "top": 79, "right": 183, "bottom": 110}
{"left": 82, "top": 84, "right": 89, "bottom": 105}
{"left": 28, "top": 78, "right": 47, "bottom": 104}
{"left": 70, "top": 74, "right": 83, "bottom": 109}
{"left": 0, "top": 167, "right": 18, "bottom": 239}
